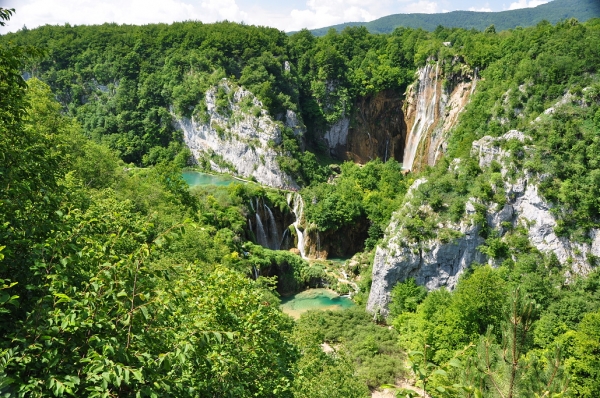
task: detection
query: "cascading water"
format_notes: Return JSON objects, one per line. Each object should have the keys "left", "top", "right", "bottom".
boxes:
{"left": 471, "top": 67, "right": 479, "bottom": 95}
{"left": 279, "top": 229, "right": 289, "bottom": 249}
{"left": 255, "top": 213, "right": 268, "bottom": 248}
{"left": 290, "top": 193, "right": 307, "bottom": 259}
{"left": 248, "top": 192, "right": 307, "bottom": 256}
{"left": 316, "top": 231, "right": 321, "bottom": 256}
{"left": 263, "top": 203, "right": 279, "bottom": 250}
{"left": 403, "top": 62, "right": 440, "bottom": 171}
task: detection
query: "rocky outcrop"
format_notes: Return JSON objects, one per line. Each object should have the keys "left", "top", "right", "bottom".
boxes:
{"left": 323, "top": 117, "right": 350, "bottom": 159}
{"left": 323, "top": 90, "right": 406, "bottom": 163}
{"left": 403, "top": 62, "right": 477, "bottom": 172}
{"left": 366, "top": 183, "right": 486, "bottom": 317}
{"left": 367, "top": 129, "right": 599, "bottom": 317}
{"left": 174, "top": 80, "right": 299, "bottom": 189}
{"left": 474, "top": 131, "right": 599, "bottom": 276}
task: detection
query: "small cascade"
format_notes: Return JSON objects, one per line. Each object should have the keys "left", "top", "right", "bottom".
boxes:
{"left": 384, "top": 139, "right": 389, "bottom": 162}
{"left": 471, "top": 67, "right": 479, "bottom": 96}
{"left": 280, "top": 229, "right": 289, "bottom": 249}
{"left": 253, "top": 265, "right": 259, "bottom": 280}
{"left": 263, "top": 203, "right": 279, "bottom": 250}
{"left": 255, "top": 213, "right": 268, "bottom": 248}
{"left": 403, "top": 62, "right": 441, "bottom": 171}
{"left": 290, "top": 193, "right": 307, "bottom": 259}
{"left": 317, "top": 231, "right": 321, "bottom": 258}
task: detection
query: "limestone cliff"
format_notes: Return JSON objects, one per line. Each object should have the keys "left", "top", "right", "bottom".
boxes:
{"left": 403, "top": 62, "right": 477, "bottom": 172}
{"left": 367, "top": 129, "right": 600, "bottom": 317}
{"left": 173, "top": 80, "right": 300, "bottom": 189}
{"left": 323, "top": 90, "right": 406, "bottom": 164}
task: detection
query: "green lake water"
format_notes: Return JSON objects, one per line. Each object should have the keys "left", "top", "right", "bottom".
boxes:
{"left": 182, "top": 171, "right": 240, "bottom": 187}
{"left": 280, "top": 288, "right": 355, "bottom": 319}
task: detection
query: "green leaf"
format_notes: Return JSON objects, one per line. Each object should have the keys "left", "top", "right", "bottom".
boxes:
{"left": 433, "top": 369, "right": 448, "bottom": 377}
{"left": 53, "top": 293, "right": 71, "bottom": 303}
{"left": 140, "top": 305, "right": 149, "bottom": 320}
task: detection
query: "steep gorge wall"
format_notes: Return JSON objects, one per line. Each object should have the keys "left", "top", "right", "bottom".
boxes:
{"left": 324, "top": 90, "right": 407, "bottom": 163}
{"left": 323, "top": 62, "right": 475, "bottom": 169}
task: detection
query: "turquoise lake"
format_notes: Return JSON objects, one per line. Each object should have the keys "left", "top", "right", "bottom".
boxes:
{"left": 280, "top": 288, "right": 355, "bottom": 319}
{"left": 182, "top": 171, "right": 241, "bottom": 187}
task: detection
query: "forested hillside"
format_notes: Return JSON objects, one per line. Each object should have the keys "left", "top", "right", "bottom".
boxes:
{"left": 2, "top": 5, "right": 600, "bottom": 397}
{"left": 308, "top": 0, "right": 600, "bottom": 36}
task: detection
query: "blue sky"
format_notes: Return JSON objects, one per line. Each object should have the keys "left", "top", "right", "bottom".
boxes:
{"left": 0, "top": 0, "right": 550, "bottom": 34}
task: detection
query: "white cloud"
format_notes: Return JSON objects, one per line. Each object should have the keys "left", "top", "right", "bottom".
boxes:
{"left": 469, "top": 4, "right": 492, "bottom": 12}
{"left": 507, "top": 0, "right": 548, "bottom": 10}
{"left": 284, "top": 0, "right": 396, "bottom": 31}
{"left": 0, "top": 0, "right": 402, "bottom": 33}
{"left": 0, "top": 0, "right": 251, "bottom": 33}
{"left": 0, "top": 0, "right": 526, "bottom": 35}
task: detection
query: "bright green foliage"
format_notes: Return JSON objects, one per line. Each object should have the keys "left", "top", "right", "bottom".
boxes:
{"left": 0, "top": 68, "right": 298, "bottom": 397}
{"left": 294, "top": 307, "right": 405, "bottom": 390}
{"left": 1, "top": 22, "right": 291, "bottom": 165}
{"left": 303, "top": 159, "right": 408, "bottom": 240}
{"left": 3, "top": 10, "right": 600, "bottom": 396}
{"left": 530, "top": 103, "right": 600, "bottom": 238}
{"left": 239, "top": 243, "right": 326, "bottom": 295}
{"left": 291, "top": 320, "right": 370, "bottom": 398}
{"left": 392, "top": 246, "right": 600, "bottom": 396}
{"left": 388, "top": 278, "right": 427, "bottom": 317}
{"left": 567, "top": 311, "right": 600, "bottom": 397}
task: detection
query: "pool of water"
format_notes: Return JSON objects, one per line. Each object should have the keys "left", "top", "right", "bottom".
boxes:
{"left": 182, "top": 171, "right": 240, "bottom": 187}
{"left": 280, "top": 288, "right": 354, "bottom": 319}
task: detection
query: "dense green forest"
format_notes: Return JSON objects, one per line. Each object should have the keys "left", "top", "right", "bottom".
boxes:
{"left": 308, "top": 0, "right": 600, "bottom": 36}
{"left": 2, "top": 5, "right": 600, "bottom": 397}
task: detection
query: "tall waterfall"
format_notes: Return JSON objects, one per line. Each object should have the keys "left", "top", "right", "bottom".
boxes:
{"left": 255, "top": 213, "right": 268, "bottom": 248}
{"left": 403, "top": 62, "right": 440, "bottom": 171}
{"left": 263, "top": 203, "right": 279, "bottom": 250}
{"left": 290, "top": 193, "right": 307, "bottom": 259}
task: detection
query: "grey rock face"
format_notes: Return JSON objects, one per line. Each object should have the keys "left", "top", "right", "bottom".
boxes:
{"left": 323, "top": 117, "right": 350, "bottom": 157}
{"left": 366, "top": 195, "right": 486, "bottom": 317}
{"left": 367, "top": 130, "right": 599, "bottom": 316}
{"left": 473, "top": 132, "right": 598, "bottom": 275}
{"left": 173, "top": 81, "right": 299, "bottom": 189}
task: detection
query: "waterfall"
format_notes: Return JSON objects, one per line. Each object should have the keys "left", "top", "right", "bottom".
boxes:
{"left": 279, "top": 229, "right": 289, "bottom": 250}
{"left": 384, "top": 139, "right": 389, "bottom": 162}
{"left": 263, "top": 203, "right": 279, "bottom": 250}
{"left": 403, "top": 62, "right": 440, "bottom": 171}
{"left": 471, "top": 67, "right": 479, "bottom": 96}
{"left": 290, "top": 193, "right": 306, "bottom": 259}
{"left": 253, "top": 265, "right": 259, "bottom": 280}
{"left": 255, "top": 213, "right": 268, "bottom": 248}
{"left": 317, "top": 231, "right": 321, "bottom": 257}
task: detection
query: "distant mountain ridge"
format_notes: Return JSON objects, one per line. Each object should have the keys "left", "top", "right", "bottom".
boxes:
{"left": 306, "top": 0, "right": 600, "bottom": 36}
